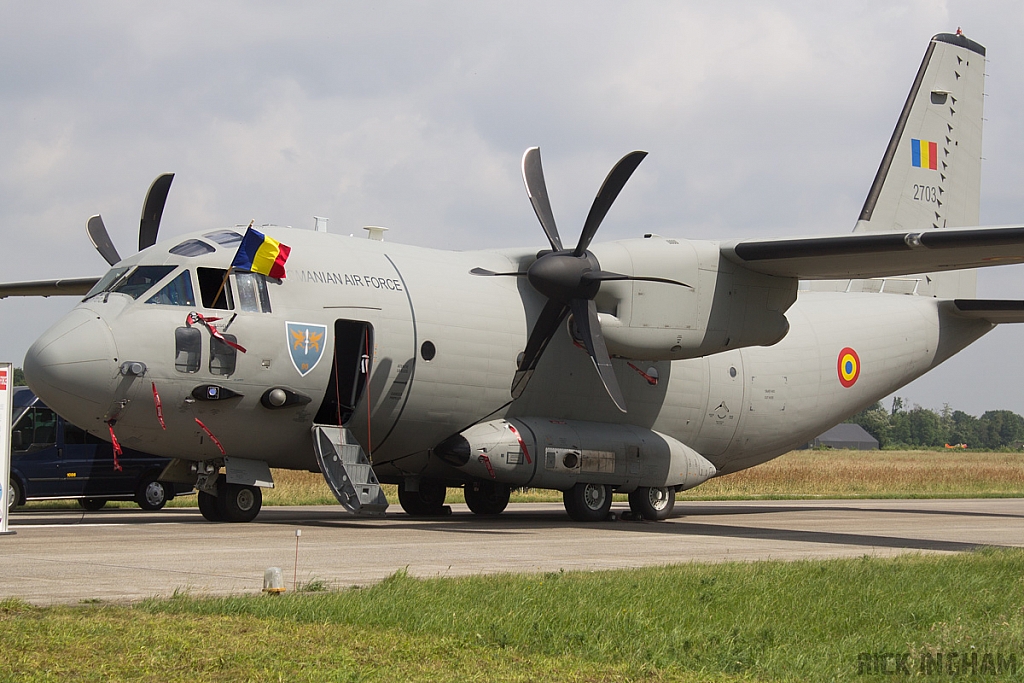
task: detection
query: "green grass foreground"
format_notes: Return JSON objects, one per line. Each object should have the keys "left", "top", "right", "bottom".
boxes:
{"left": 3, "top": 550, "right": 1024, "bottom": 681}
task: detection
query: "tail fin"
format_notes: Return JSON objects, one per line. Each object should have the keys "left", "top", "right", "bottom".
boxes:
{"left": 854, "top": 32, "right": 986, "bottom": 297}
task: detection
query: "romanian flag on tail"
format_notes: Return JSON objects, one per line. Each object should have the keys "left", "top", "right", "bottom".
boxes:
{"left": 231, "top": 227, "right": 290, "bottom": 279}
{"left": 911, "top": 139, "right": 938, "bottom": 170}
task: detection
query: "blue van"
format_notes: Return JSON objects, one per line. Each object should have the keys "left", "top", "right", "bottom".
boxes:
{"left": 7, "top": 387, "right": 193, "bottom": 511}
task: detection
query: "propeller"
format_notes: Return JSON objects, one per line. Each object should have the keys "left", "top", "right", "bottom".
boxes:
{"left": 87, "top": 173, "right": 175, "bottom": 266}
{"left": 476, "top": 147, "right": 690, "bottom": 412}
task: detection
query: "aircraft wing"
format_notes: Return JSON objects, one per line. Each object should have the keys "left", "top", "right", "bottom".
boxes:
{"left": 0, "top": 277, "right": 99, "bottom": 299}
{"left": 721, "top": 225, "right": 1024, "bottom": 279}
{"left": 945, "top": 299, "right": 1024, "bottom": 324}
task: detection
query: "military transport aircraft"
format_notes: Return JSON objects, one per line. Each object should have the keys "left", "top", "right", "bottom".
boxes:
{"left": 3, "top": 31, "right": 1022, "bottom": 523}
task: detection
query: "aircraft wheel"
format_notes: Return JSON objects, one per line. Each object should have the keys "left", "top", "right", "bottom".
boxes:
{"left": 217, "top": 483, "right": 262, "bottom": 523}
{"left": 464, "top": 480, "right": 511, "bottom": 515}
{"left": 397, "top": 479, "right": 448, "bottom": 516}
{"left": 135, "top": 473, "right": 170, "bottom": 511}
{"left": 79, "top": 498, "right": 107, "bottom": 511}
{"left": 563, "top": 483, "right": 612, "bottom": 522}
{"left": 628, "top": 486, "right": 675, "bottom": 520}
{"left": 7, "top": 477, "right": 22, "bottom": 511}
{"left": 198, "top": 490, "right": 222, "bottom": 522}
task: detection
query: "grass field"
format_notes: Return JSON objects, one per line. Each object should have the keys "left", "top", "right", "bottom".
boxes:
{"left": 17, "top": 448, "right": 1024, "bottom": 510}
{"left": 3, "top": 549, "right": 1023, "bottom": 681}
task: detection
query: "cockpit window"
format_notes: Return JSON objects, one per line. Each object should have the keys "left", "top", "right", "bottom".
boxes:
{"left": 84, "top": 265, "right": 175, "bottom": 301}
{"left": 235, "top": 272, "right": 272, "bottom": 313}
{"left": 83, "top": 267, "right": 129, "bottom": 300}
{"left": 169, "top": 239, "right": 216, "bottom": 257}
{"left": 146, "top": 270, "right": 196, "bottom": 306}
{"left": 204, "top": 230, "right": 244, "bottom": 247}
{"left": 109, "top": 266, "right": 176, "bottom": 299}
{"left": 197, "top": 267, "right": 234, "bottom": 310}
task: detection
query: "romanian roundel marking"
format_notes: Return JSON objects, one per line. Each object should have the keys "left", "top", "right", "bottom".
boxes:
{"left": 837, "top": 347, "right": 860, "bottom": 388}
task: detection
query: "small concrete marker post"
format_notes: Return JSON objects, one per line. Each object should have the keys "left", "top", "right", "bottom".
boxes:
{"left": 0, "top": 363, "right": 14, "bottom": 535}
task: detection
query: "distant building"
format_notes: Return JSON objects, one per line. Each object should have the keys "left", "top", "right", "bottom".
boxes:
{"left": 804, "top": 423, "right": 879, "bottom": 450}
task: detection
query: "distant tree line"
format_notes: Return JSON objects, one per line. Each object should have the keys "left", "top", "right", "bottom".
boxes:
{"left": 13, "top": 367, "right": 25, "bottom": 386}
{"left": 850, "top": 399, "right": 1024, "bottom": 450}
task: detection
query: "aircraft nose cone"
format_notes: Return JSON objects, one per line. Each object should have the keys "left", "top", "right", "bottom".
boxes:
{"left": 24, "top": 308, "right": 119, "bottom": 425}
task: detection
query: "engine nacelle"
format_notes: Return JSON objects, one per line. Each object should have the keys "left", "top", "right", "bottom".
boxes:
{"left": 434, "top": 417, "right": 717, "bottom": 492}
{"left": 588, "top": 237, "right": 796, "bottom": 361}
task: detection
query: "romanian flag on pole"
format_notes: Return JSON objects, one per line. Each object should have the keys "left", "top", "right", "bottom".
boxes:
{"left": 231, "top": 227, "right": 291, "bottom": 279}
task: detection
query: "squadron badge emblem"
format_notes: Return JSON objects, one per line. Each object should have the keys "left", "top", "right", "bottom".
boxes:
{"left": 286, "top": 322, "right": 327, "bottom": 376}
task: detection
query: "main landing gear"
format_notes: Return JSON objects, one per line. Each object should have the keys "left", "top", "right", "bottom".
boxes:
{"left": 197, "top": 474, "right": 263, "bottom": 523}
{"left": 627, "top": 486, "right": 676, "bottom": 520}
{"left": 562, "top": 483, "right": 676, "bottom": 522}
{"left": 397, "top": 478, "right": 450, "bottom": 516}
{"left": 464, "top": 481, "right": 511, "bottom": 515}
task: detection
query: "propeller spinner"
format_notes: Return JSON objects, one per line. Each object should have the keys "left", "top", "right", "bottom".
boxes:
{"left": 475, "top": 148, "right": 689, "bottom": 412}
{"left": 87, "top": 173, "right": 175, "bottom": 266}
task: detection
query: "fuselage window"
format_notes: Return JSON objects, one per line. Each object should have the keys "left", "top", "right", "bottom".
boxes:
{"left": 109, "top": 266, "right": 176, "bottom": 299}
{"left": 169, "top": 239, "right": 216, "bottom": 257}
{"left": 197, "top": 268, "right": 234, "bottom": 310}
{"left": 235, "top": 272, "right": 272, "bottom": 313}
{"left": 175, "top": 327, "right": 202, "bottom": 373}
{"left": 146, "top": 270, "right": 196, "bottom": 306}
{"left": 209, "top": 335, "right": 238, "bottom": 376}
{"left": 204, "top": 230, "right": 243, "bottom": 247}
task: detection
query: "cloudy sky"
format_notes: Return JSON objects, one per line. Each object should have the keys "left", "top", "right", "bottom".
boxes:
{"left": 2, "top": 1, "right": 1023, "bottom": 416}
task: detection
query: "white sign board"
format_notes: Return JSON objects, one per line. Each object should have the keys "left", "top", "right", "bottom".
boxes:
{"left": 0, "top": 363, "right": 12, "bottom": 534}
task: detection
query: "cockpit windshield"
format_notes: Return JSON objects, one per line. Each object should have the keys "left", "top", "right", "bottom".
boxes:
{"left": 83, "top": 265, "right": 176, "bottom": 301}
{"left": 83, "top": 267, "right": 129, "bottom": 300}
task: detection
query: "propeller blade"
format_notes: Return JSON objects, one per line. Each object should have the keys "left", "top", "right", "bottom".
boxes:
{"left": 87, "top": 215, "right": 122, "bottom": 266}
{"left": 511, "top": 298, "right": 570, "bottom": 399}
{"left": 470, "top": 267, "right": 527, "bottom": 277}
{"left": 574, "top": 151, "right": 647, "bottom": 257}
{"left": 522, "top": 147, "right": 563, "bottom": 252}
{"left": 581, "top": 270, "right": 692, "bottom": 289}
{"left": 571, "top": 298, "right": 627, "bottom": 412}
{"left": 138, "top": 173, "right": 174, "bottom": 251}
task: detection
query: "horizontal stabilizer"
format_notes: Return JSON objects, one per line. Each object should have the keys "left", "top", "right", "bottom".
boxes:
{"left": 0, "top": 277, "right": 99, "bottom": 299}
{"left": 722, "top": 225, "right": 1024, "bottom": 279}
{"left": 947, "top": 299, "right": 1024, "bottom": 324}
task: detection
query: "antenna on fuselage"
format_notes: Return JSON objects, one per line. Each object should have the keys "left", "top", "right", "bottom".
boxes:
{"left": 363, "top": 226, "right": 388, "bottom": 242}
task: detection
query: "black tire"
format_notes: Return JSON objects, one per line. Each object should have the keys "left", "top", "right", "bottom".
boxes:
{"left": 628, "top": 486, "right": 675, "bottom": 520}
{"left": 563, "top": 483, "right": 613, "bottom": 522}
{"left": 198, "top": 490, "right": 222, "bottom": 522}
{"left": 464, "top": 480, "right": 511, "bottom": 515}
{"left": 135, "top": 473, "right": 169, "bottom": 511}
{"left": 79, "top": 498, "right": 107, "bottom": 511}
{"left": 397, "top": 479, "right": 448, "bottom": 516}
{"left": 216, "top": 482, "right": 262, "bottom": 523}
{"left": 7, "top": 477, "right": 22, "bottom": 511}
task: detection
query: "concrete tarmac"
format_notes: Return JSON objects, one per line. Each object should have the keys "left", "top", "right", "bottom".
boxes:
{"left": 4, "top": 498, "right": 1024, "bottom": 605}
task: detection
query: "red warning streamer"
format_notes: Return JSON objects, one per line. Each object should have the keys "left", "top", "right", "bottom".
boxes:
{"left": 151, "top": 382, "right": 166, "bottom": 430}
{"left": 106, "top": 421, "right": 123, "bottom": 471}
{"left": 627, "top": 362, "right": 659, "bottom": 386}
{"left": 477, "top": 454, "right": 496, "bottom": 479}
{"left": 185, "top": 312, "right": 247, "bottom": 353}
{"left": 194, "top": 418, "right": 226, "bottom": 456}
{"left": 507, "top": 423, "right": 532, "bottom": 464}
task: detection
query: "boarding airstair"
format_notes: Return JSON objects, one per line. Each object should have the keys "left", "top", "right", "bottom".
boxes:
{"left": 312, "top": 425, "right": 389, "bottom": 516}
